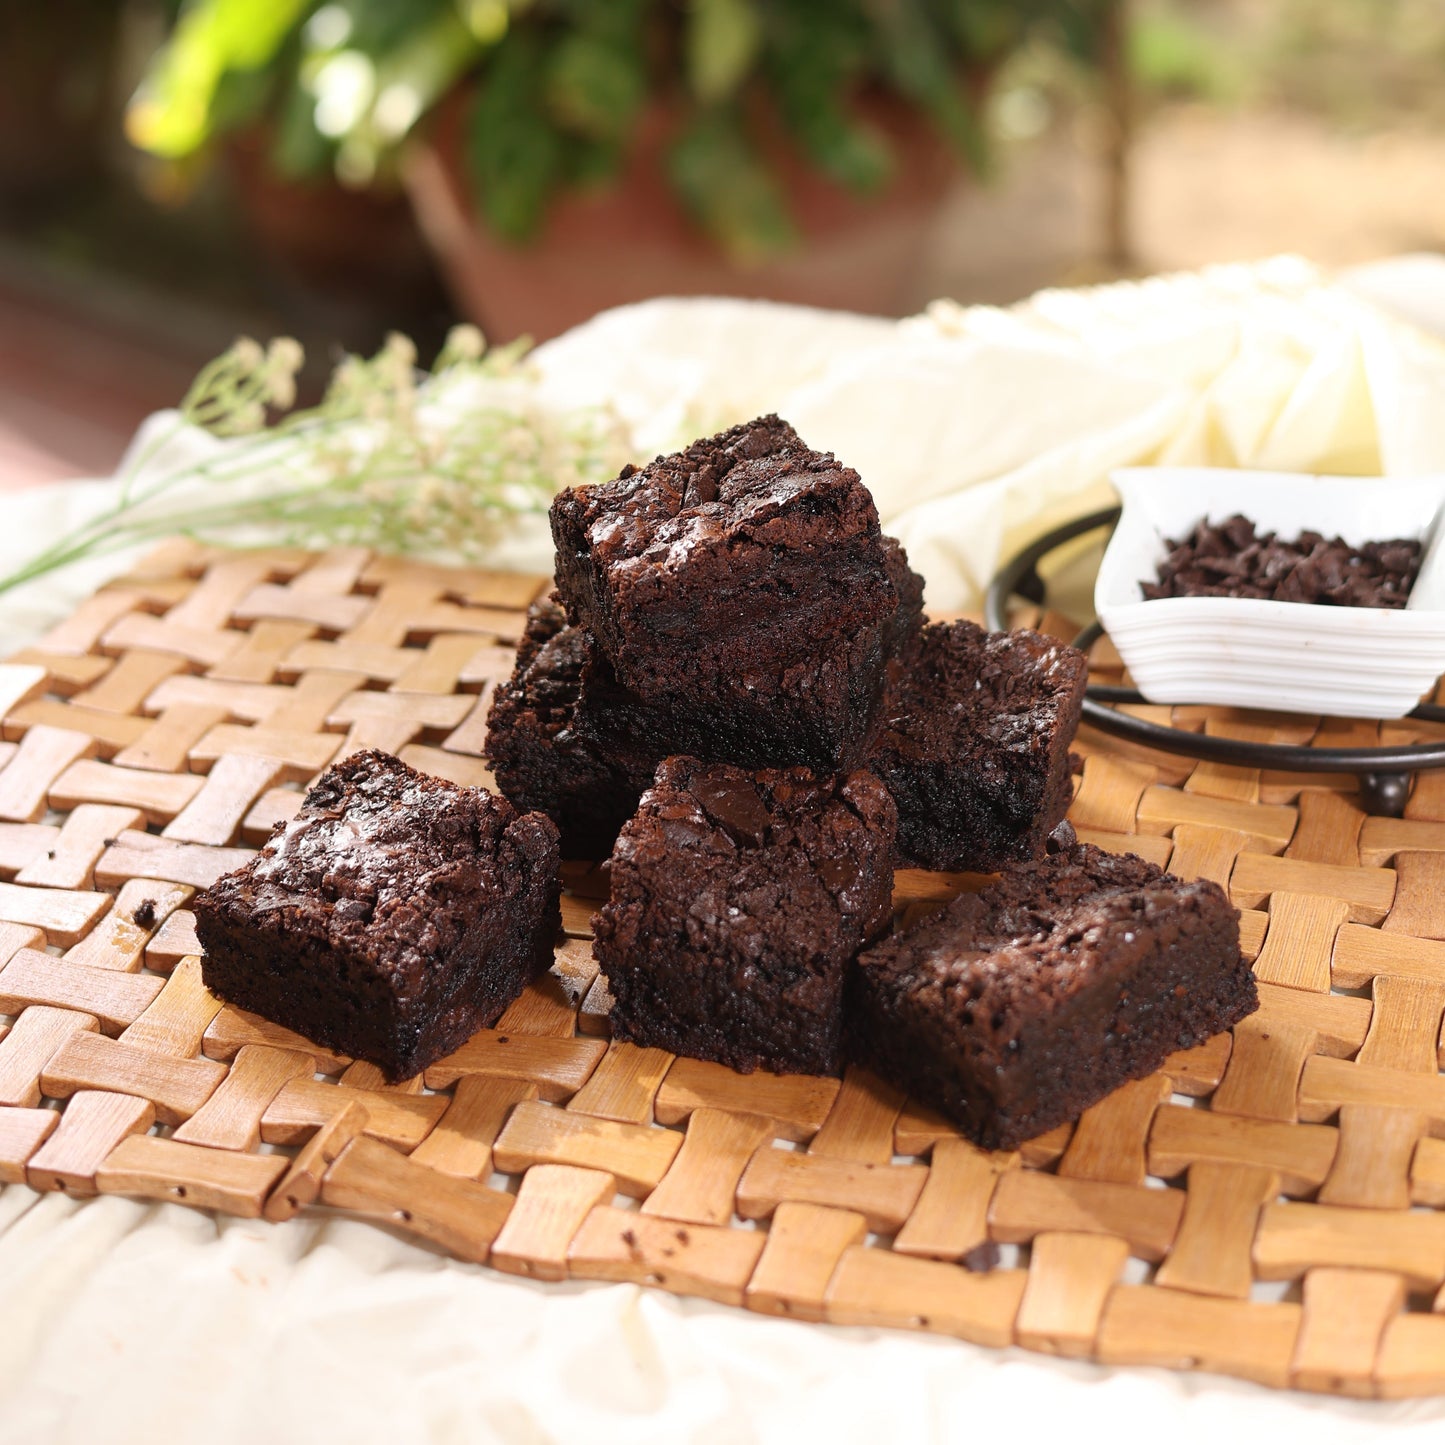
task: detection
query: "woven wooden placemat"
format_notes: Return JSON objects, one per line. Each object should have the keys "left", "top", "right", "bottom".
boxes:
{"left": 1, "top": 541, "right": 1443, "bottom": 1398}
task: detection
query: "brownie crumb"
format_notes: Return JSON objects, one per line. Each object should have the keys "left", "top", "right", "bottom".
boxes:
{"left": 1142, "top": 513, "right": 1421, "bottom": 608}
{"left": 962, "top": 1242, "right": 1000, "bottom": 1273}
{"left": 549, "top": 415, "right": 902, "bottom": 772}
{"left": 132, "top": 898, "right": 158, "bottom": 929}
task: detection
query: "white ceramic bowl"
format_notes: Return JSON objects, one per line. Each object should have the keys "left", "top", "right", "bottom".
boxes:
{"left": 1094, "top": 468, "right": 1445, "bottom": 718}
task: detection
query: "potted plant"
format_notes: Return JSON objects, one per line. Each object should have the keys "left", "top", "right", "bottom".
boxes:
{"left": 128, "top": 0, "right": 1109, "bottom": 339}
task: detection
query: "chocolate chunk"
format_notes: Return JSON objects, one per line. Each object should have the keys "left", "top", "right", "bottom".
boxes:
{"left": 685, "top": 462, "right": 721, "bottom": 507}
{"left": 690, "top": 773, "right": 773, "bottom": 847}
{"left": 1143, "top": 513, "right": 1420, "bottom": 609}
{"left": 817, "top": 855, "right": 860, "bottom": 892}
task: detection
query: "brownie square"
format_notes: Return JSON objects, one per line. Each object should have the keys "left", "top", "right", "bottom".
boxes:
{"left": 485, "top": 595, "right": 657, "bottom": 858}
{"left": 849, "top": 843, "right": 1256, "bottom": 1149}
{"left": 868, "top": 620, "right": 1088, "bottom": 872}
{"left": 574, "top": 533, "right": 927, "bottom": 774}
{"left": 550, "top": 415, "right": 899, "bottom": 769}
{"left": 594, "top": 757, "right": 898, "bottom": 1076}
{"left": 194, "top": 749, "right": 561, "bottom": 1079}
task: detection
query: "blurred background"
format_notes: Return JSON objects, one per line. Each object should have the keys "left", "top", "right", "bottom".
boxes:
{"left": 1, "top": 0, "right": 1442, "bottom": 490}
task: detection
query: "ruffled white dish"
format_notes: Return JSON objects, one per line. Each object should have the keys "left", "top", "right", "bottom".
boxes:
{"left": 1095, "top": 468, "right": 1445, "bottom": 717}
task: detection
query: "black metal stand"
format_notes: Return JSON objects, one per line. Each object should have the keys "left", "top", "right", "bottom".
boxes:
{"left": 983, "top": 507, "right": 1445, "bottom": 819}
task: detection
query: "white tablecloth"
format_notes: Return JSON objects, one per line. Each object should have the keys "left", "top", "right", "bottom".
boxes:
{"left": 6, "top": 257, "right": 1445, "bottom": 1443}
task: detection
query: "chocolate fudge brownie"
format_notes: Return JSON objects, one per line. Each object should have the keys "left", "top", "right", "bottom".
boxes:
{"left": 868, "top": 620, "right": 1087, "bottom": 872}
{"left": 594, "top": 757, "right": 898, "bottom": 1076}
{"left": 485, "top": 595, "right": 657, "bottom": 857}
{"left": 573, "top": 625, "right": 891, "bottom": 773}
{"left": 550, "top": 415, "right": 899, "bottom": 769}
{"left": 194, "top": 750, "right": 560, "bottom": 1080}
{"left": 574, "top": 534, "right": 927, "bottom": 773}
{"left": 849, "top": 843, "right": 1255, "bottom": 1149}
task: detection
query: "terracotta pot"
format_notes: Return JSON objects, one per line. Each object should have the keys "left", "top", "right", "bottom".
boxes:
{"left": 403, "top": 91, "right": 970, "bottom": 342}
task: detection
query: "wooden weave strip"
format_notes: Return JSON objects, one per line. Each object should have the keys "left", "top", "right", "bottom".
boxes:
{"left": 0, "top": 540, "right": 1441, "bottom": 1396}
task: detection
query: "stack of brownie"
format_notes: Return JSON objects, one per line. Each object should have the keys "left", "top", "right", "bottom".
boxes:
{"left": 486, "top": 414, "right": 1253, "bottom": 1134}
{"left": 485, "top": 415, "right": 1089, "bottom": 874}
{"left": 193, "top": 414, "right": 1256, "bottom": 1153}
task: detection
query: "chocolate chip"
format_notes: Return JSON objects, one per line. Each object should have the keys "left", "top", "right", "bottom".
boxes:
{"left": 817, "top": 855, "right": 860, "bottom": 892}
{"left": 132, "top": 898, "right": 157, "bottom": 929}
{"left": 1045, "top": 819, "right": 1077, "bottom": 855}
{"left": 690, "top": 774, "right": 771, "bottom": 848}
{"left": 1143, "top": 513, "right": 1420, "bottom": 608}
{"left": 684, "top": 462, "right": 721, "bottom": 507}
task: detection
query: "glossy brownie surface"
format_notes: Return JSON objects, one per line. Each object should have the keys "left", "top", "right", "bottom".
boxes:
{"left": 549, "top": 415, "right": 898, "bottom": 715}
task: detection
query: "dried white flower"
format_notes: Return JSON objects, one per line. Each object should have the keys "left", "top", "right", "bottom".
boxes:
{"left": 441, "top": 324, "right": 485, "bottom": 363}
{"left": 382, "top": 332, "right": 418, "bottom": 369}
{"left": 230, "top": 337, "right": 265, "bottom": 370}
{"left": 0, "top": 328, "right": 638, "bottom": 599}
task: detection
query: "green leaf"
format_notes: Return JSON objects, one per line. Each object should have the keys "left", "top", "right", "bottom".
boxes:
{"left": 467, "top": 33, "right": 564, "bottom": 242}
{"left": 862, "top": 0, "right": 989, "bottom": 173}
{"left": 544, "top": 32, "right": 646, "bottom": 141}
{"left": 687, "top": 0, "right": 763, "bottom": 103}
{"left": 128, "top": 0, "right": 312, "bottom": 157}
{"left": 270, "top": 70, "right": 335, "bottom": 177}
{"left": 764, "top": 4, "right": 893, "bottom": 193}
{"left": 668, "top": 108, "right": 796, "bottom": 262}
{"left": 564, "top": 136, "right": 625, "bottom": 188}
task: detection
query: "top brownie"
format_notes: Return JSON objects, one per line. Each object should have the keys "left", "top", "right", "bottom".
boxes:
{"left": 549, "top": 415, "right": 898, "bottom": 700}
